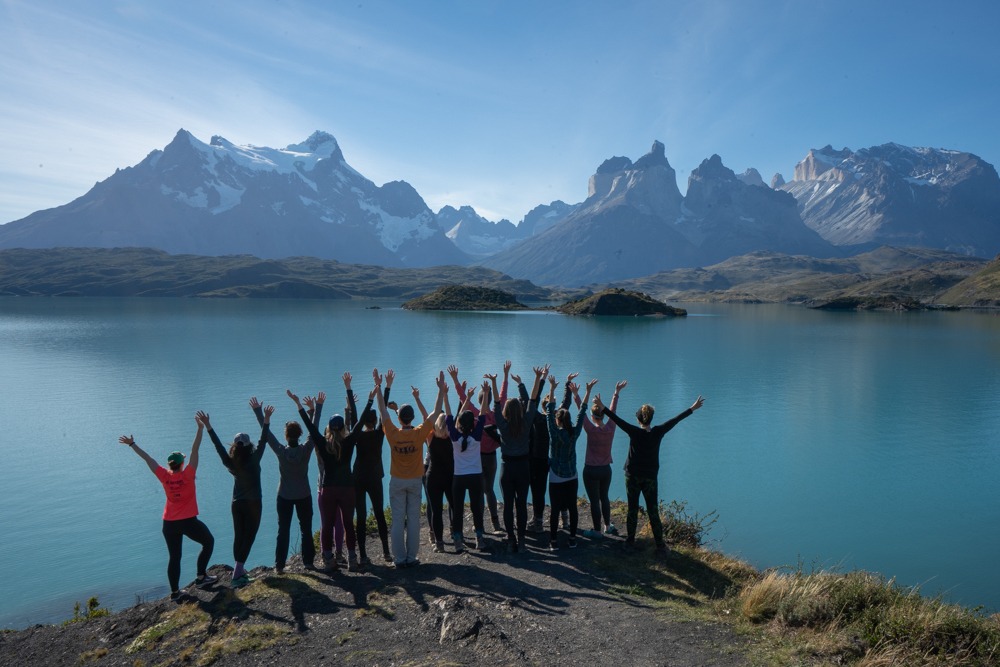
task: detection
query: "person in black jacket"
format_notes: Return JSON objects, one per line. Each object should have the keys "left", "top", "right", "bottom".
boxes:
{"left": 594, "top": 394, "right": 704, "bottom": 554}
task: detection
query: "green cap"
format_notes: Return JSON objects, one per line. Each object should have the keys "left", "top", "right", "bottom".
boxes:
{"left": 167, "top": 451, "right": 185, "bottom": 466}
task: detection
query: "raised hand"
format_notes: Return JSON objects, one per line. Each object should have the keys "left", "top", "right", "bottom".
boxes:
{"left": 385, "top": 369, "right": 395, "bottom": 388}
{"left": 249, "top": 396, "right": 262, "bottom": 410}
{"left": 510, "top": 373, "right": 521, "bottom": 385}
{"left": 373, "top": 371, "right": 383, "bottom": 388}
{"left": 286, "top": 389, "right": 300, "bottom": 406}
{"left": 548, "top": 375, "right": 558, "bottom": 389}
{"left": 615, "top": 380, "right": 628, "bottom": 393}
{"left": 343, "top": 371, "right": 352, "bottom": 389}
{"left": 411, "top": 385, "right": 420, "bottom": 399}
{"left": 369, "top": 387, "right": 378, "bottom": 401}
{"left": 567, "top": 381, "right": 579, "bottom": 395}
{"left": 691, "top": 395, "right": 705, "bottom": 412}
{"left": 303, "top": 395, "right": 316, "bottom": 411}
{"left": 503, "top": 360, "right": 512, "bottom": 375}
{"left": 447, "top": 364, "right": 459, "bottom": 380}
{"left": 586, "top": 378, "right": 599, "bottom": 393}
{"left": 118, "top": 434, "right": 135, "bottom": 446}
{"left": 195, "top": 410, "right": 211, "bottom": 428}
{"left": 317, "top": 391, "right": 326, "bottom": 404}
{"left": 593, "top": 395, "right": 606, "bottom": 412}
{"left": 566, "top": 372, "right": 579, "bottom": 384}
{"left": 484, "top": 373, "right": 497, "bottom": 381}
{"left": 263, "top": 405, "right": 275, "bottom": 422}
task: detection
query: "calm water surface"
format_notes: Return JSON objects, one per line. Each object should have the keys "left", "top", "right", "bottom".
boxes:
{"left": 1, "top": 297, "right": 998, "bottom": 627}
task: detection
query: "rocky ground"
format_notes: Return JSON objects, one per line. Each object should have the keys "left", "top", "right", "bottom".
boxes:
{"left": 0, "top": 507, "right": 751, "bottom": 666}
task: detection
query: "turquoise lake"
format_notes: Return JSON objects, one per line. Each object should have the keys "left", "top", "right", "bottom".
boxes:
{"left": 1, "top": 297, "right": 998, "bottom": 628}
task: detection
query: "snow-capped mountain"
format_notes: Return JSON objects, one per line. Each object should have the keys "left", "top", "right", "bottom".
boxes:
{"left": 438, "top": 205, "right": 519, "bottom": 258}
{"left": 0, "top": 130, "right": 468, "bottom": 267}
{"left": 779, "top": 144, "right": 1000, "bottom": 255}
{"left": 484, "top": 143, "right": 835, "bottom": 286}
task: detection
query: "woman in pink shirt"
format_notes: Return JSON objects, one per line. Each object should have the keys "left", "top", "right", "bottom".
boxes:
{"left": 119, "top": 413, "right": 218, "bottom": 602}
{"left": 578, "top": 380, "right": 627, "bottom": 537}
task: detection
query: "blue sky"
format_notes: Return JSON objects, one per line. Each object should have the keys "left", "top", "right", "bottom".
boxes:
{"left": 2, "top": 0, "right": 998, "bottom": 225}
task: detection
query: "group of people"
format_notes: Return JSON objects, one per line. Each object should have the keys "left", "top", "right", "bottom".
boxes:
{"left": 120, "top": 362, "right": 704, "bottom": 603}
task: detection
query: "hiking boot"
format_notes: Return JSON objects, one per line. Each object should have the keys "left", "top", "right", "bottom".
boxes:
{"left": 195, "top": 574, "right": 218, "bottom": 589}
{"left": 170, "top": 590, "right": 195, "bottom": 603}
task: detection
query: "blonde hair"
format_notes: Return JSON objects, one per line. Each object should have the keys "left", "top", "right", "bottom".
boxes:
{"left": 636, "top": 404, "right": 655, "bottom": 426}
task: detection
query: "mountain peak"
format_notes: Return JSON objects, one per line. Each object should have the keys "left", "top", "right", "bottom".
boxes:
{"left": 633, "top": 140, "right": 669, "bottom": 170}
{"left": 287, "top": 131, "right": 341, "bottom": 157}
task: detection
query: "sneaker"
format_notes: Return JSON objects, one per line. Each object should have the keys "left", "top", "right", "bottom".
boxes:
{"left": 274, "top": 565, "right": 285, "bottom": 575}
{"left": 335, "top": 550, "right": 347, "bottom": 564}
{"left": 605, "top": 523, "right": 619, "bottom": 536}
{"left": 433, "top": 541, "right": 445, "bottom": 554}
{"left": 491, "top": 516, "right": 504, "bottom": 534}
{"left": 382, "top": 550, "right": 393, "bottom": 563}
{"left": 568, "top": 538, "right": 578, "bottom": 549}
{"left": 359, "top": 554, "right": 372, "bottom": 567}
{"left": 231, "top": 574, "right": 252, "bottom": 589}
{"left": 170, "top": 590, "right": 195, "bottom": 603}
{"left": 323, "top": 555, "right": 337, "bottom": 572}
{"left": 195, "top": 574, "right": 218, "bottom": 589}
{"left": 393, "top": 561, "right": 407, "bottom": 569}
{"left": 475, "top": 533, "right": 487, "bottom": 551}
{"left": 348, "top": 553, "right": 360, "bottom": 572}
{"left": 581, "top": 529, "right": 600, "bottom": 539}
{"left": 548, "top": 542, "right": 559, "bottom": 553}
{"left": 453, "top": 534, "right": 465, "bottom": 554}
{"left": 528, "top": 517, "right": 544, "bottom": 533}
{"left": 428, "top": 531, "right": 436, "bottom": 546}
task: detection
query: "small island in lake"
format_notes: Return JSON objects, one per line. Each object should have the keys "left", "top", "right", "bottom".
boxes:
{"left": 556, "top": 288, "right": 687, "bottom": 316}
{"left": 401, "top": 285, "right": 529, "bottom": 311}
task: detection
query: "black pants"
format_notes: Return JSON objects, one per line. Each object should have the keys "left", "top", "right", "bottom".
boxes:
{"left": 231, "top": 498, "right": 262, "bottom": 563}
{"left": 481, "top": 452, "right": 499, "bottom": 521}
{"left": 499, "top": 457, "right": 530, "bottom": 542}
{"left": 426, "top": 470, "right": 454, "bottom": 543}
{"left": 162, "top": 517, "right": 214, "bottom": 593}
{"left": 355, "top": 477, "right": 389, "bottom": 556}
{"left": 549, "top": 477, "right": 579, "bottom": 540}
{"left": 276, "top": 494, "right": 314, "bottom": 568}
{"left": 529, "top": 457, "right": 549, "bottom": 520}
{"left": 582, "top": 464, "right": 612, "bottom": 531}
{"left": 452, "top": 473, "right": 485, "bottom": 536}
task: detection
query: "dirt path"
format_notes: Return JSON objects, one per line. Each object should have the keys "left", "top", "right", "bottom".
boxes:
{"left": 1, "top": 513, "right": 750, "bottom": 666}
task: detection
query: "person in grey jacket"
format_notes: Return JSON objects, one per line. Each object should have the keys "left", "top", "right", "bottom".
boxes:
{"left": 250, "top": 392, "right": 324, "bottom": 573}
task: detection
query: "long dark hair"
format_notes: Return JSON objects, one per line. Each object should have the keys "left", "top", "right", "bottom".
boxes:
{"left": 502, "top": 398, "right": 524, "bottom": 439}
{"left": 458, "top": 410, "right": 475, "bottom": 452}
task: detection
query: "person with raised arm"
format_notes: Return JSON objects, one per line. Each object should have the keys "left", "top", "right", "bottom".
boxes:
{"left": 119, "top": 416, "right": 218, "bottom": 602}
{"left": 250, "top": 392, "right": 318, "bottom": 574}
{"left": 544, "top": 375, "right": 592, "bottom": 551}
{"left": 447, "top": 380, "right": 491, "bottom": 553}
{"left": 376, "top": 369, "right": 444, "bottom": 568}
{"left": 352, "top": 368, "right": 393, "bottom": 565}
{"left": 425, "top": 375, "right": 456, "bottom": 553}
{"left": 594, "top": 393, "right": 705, "bottom": 555}
{"left": 448, "top": 363, "right": 505, "bottom": 534}
{"left": 527, "top": 376, "right": 570, "bottom": 533}
{"left": 491, "top": 363, "right": 547, "bottom": 553}
{"left": 201, "top": 408, "right": 267, "bottom": 588}
{"left": 577, "top": 379, "right": 627, "bottom": 537}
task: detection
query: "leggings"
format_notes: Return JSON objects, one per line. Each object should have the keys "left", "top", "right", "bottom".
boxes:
{"left": 452, "top": 473, "right": 485, "bottom": 537}
{"left": 275, "top": 494, "right": 314, "bottom": 568}
{"left": 481, "top": 452, "right": 499, "bottom": 521}
{"left": 582, "top": 464, "right": 612, "bottom": 531}
{"left": 318, "top": 485, "right": 357, "bottom": 554}
{"left": 499, "top": 457, "right": 530, "bottom": 541}
{"left": 162, "top": 517, "right": 214, "bottom": 593}
{"left": 625, "top": 474, "right": 664, "bottom": 546}
{"left": 548, "top": 477, "right": 579, "bottom": 540}
{"left": 355, "top": 477, "right": 389, "bottom": 555}
{"left": 529, "top": 457, "right": 549, "bottom": 520}
{"left": 426, "top": 470, "right": 454, "bottom": 543}
{"left": 231, "top": 498, "right": 262, "bottom": 563}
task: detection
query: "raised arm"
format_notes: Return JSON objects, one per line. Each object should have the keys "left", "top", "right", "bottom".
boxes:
{"left": 500, "top": 360, "right": 511, "bottom": 404}
{"left": 486, "top": 372, "right": 499, "bottom": 407}
{"left": 197, "top": 410, "right": 230, "bottom": 469}
{"left": 249, "top": 396, "right": 282, "bottom": 451}
{"left": 289, "top": 390, "right": 324, "bottom": 444}
{"left": 344, "top": 372, "right": 358, "bottom": 430}
{"left": 119, "top": 433, "right": 159, "bottom": 475}
{"left": 259, "top": 405, "right": 274, "bottom": 452}
{"left": 425, "top": 372, "right": 446, "bottom": 425}
{"left": 439, "top": 373, "right": 453, "bottom": 416}
{"left": 373, "top": 371, "right": 391, "bottom": 423}
{"left": 411, "top": 384, "right": 429, "bottom": 421}
{"left": 611, "top": 380, "right": 626, "bottom": 414}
